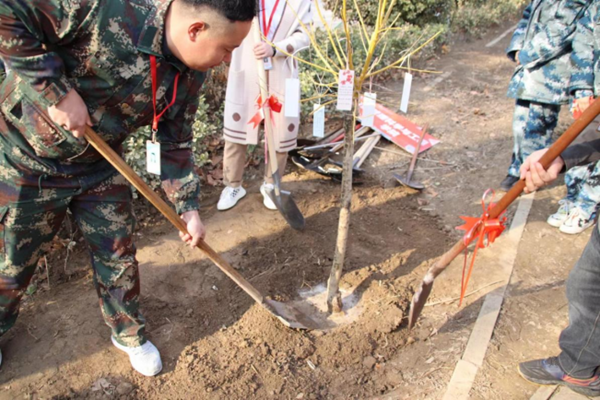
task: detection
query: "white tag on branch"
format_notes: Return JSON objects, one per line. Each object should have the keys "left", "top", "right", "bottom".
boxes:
{"left": 263, "top": 57, "right": 273, "bottom": 71}
{"left": 146, "top": 141, "right": 161, "bottom": 175}
{"left": 313, "top": 104, "right": 325, "bottom": 138}
{"left": 284, "top": 78, "right": 301, "bottom": 118}
{"left": 361, "top": 92, "right": 377, "bottom": 127}
{"left": 400, "top": 72, "right": 413, "bottom": 113}
{"left": 336, "top": 70, "right": 355, "bottom": 111}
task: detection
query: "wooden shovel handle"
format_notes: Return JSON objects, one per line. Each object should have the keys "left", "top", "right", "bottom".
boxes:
{"left": 252, "top": 19, "right": 281, "bottom": 187}
{"left": 429, "top": 98, "right": 600, "bottom": 279}
{"left": 84, "top": 126, "right": 264, "bottom": 304}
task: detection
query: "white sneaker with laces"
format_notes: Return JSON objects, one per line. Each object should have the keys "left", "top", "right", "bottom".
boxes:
{"left": 217, "top": 186, "right": 246, "bottom": 211}
{"left": 547, "top": 200, "right": 572, "bottom": 227}
{"left": 111, "top": 336, "right": 162, "bottom": 377}
{"left": 260, "top": 182, "right": 277, "bottom": 210}
{"left": 559, "top": 207, "right": 595, "bottom": 235}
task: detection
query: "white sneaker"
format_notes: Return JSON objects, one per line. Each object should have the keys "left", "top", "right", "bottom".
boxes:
{"left": 547, "top": 200, "right": 572, "bottom": 227}
{"left": 559, "top": 207, "right": 595, "bottom": 235}
{"left": 111, "top": 336, "right": 162, "bottom": 377}
{"left": 217, "top": 186, "right": 246, "bottom": 211}
{"left": 260, "top": 182, "right": 277, "bottom": 210}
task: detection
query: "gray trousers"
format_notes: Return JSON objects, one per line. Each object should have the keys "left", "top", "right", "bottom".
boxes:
{"left": 559, "top": 225, "right": 600, "bottom": 378}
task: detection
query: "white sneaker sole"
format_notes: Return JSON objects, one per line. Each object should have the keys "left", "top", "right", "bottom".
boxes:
{"left": 217, "top": 189, "right": 246, "bottom": 211}
{"left": 111, "top": 337, "right": 162, "bottom": 377}
{"left": 260, "top": 186, "right": 277, "bottom": 211}
{"left": 547, "top": 216, "right": 567, "bottom": 228}
{"left": 559, "top": 222, "right": 594, "bottom": 235}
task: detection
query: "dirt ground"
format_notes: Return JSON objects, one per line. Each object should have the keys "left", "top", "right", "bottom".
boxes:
{"left": 0, "top": 19, "right": 591, "bottom": 400}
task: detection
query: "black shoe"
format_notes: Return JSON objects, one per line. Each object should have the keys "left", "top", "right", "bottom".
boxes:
{"left": 500, "top": 175, "right": 519, "bottom": 191}
{"left": 518, "top": 357, "right": 600, "bottom": 397}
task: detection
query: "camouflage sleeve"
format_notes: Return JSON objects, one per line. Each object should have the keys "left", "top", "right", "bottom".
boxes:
{"left": 569, "top": 4, "right": 596, "bottom": 96}
{"left": 0, "top": 0, "right": 97, "bottom": 108}
{"left": 518, "top": 0, "right": 591, "bottom": 69}
{"left": 157, "top": 71, "right": 206, "bottom": 215}
{"left": 506, "top": 3, "right": 533, "bottom": 61}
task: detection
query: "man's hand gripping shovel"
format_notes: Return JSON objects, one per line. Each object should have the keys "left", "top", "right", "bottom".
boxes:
{"left": 83, "top": 126, "right": 318, "bottom": 330}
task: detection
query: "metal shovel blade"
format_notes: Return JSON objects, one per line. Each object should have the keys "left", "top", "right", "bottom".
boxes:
{"left": 263, "top": 298, "right": 320, "bottom": 330}
{"left": 265, "top": 187, "right": 305, "bottom": 231}
{"left": 408, "top": 280, "right": 434, "bottom": 329}
{"left": 393, "top": 172, "right": 425, "bottom": 191}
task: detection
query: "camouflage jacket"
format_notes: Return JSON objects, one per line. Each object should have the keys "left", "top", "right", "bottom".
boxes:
{"left": 0, "top": 0, "right": 206, "bottom": 214}
{"left": 506, "top": 0, "right": 591, "bottom": 105}
{"left": 570, "top": 0, "right": 600, "bottom": 97}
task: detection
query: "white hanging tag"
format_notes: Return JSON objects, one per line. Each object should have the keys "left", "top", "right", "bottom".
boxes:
{"left": 263, "top": 57, "right": 273, "bottom": 71}
{"left": 400, "top": 72, "right": 413, "bottom": 113}
{"left": 284, "top": 78, "right": 300, "bottom": 118}
{"left": 146, "top": 141, "right": 161, "bottom": 175}
{"left": 361, "top": 92, "right": 377, "bottom": 127}
{"left": 336, "top": 70, "right": 355, "bottom": 111}
{"left": 313, "top": 104, "right": 325, "bottom": 138}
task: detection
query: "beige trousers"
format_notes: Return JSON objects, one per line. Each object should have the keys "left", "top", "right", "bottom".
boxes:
{"left": 223, "top": 140, "right": 289, "bottom": 188}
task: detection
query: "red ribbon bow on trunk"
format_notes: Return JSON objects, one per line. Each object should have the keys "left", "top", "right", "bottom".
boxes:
{"left": 248, "top": 94, "right": 282, "bottom": 129}
{"left": 455, "top": 189, "right": 507, "bottom": 306}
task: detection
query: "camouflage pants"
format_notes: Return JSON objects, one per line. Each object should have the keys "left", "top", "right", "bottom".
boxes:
{"left": 565, "top": 161, "right": 600, "bottom": 217}
{"left": 508, "top": 99, "right": 561, "bottom": 178}
{"left": 561, "top": 116, "right": 600, "bottom": 217}
{"left": 0, "top": 168, "right": 146, "bottom": 347}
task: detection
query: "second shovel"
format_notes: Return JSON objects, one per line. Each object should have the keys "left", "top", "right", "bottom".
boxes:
{"left": 252, "top": 19, "right": 305, "bottom": 230}
{"left": 393, "top": 124, "right": 429, "bottom": 190}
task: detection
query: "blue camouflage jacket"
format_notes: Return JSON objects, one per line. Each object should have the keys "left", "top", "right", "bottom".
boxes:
{"left": 569, "top": 0, "right": 600, "bottom": 97}
{"left": 506, "top": 0, "right": 591, "bottom": 105}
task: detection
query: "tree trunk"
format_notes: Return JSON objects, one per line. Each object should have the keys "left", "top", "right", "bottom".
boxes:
{"left": 326, "top": 111, "right": 356, "bottom": 313}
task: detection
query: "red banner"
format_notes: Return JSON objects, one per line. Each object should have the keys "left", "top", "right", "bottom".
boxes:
{"left": 359, "top": 99, "right": 440, "bottom": 154}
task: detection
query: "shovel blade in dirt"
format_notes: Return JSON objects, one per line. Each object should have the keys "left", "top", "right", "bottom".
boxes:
{"left": 263, "top": 298, "right": 320, "bottom": 330}
{"left": 393, "top": 172, "right": 425, "bottom": 191}
{"left": 266, "top": 174, "right": 305, "bottom": 231}
{"left": 84, "top": 127, "right": 317, "bottom": 330}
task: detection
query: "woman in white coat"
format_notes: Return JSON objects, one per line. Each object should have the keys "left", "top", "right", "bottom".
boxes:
{"left": 217, "top": 0, "right": 312, "bottom": 211}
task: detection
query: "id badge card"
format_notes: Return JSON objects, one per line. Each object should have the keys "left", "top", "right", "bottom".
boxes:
{"left": 146, "top": 141, "right": 161, "bottom": 175}
{"left": 263, "top": 57, "right": 273, "bottom": 71}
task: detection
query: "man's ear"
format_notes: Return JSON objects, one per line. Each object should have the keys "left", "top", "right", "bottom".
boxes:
{"left": 188, "top": 22, "right": 207, "bottom": 41}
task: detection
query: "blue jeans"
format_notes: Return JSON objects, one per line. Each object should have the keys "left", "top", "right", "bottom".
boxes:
{"left": 559, "top": 225, "right": 600, "bottom": 378}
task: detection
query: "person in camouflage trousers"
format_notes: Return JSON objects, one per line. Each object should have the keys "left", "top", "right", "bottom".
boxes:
{"left": 501, "top": 0, "right": 592, "bottom": 191}
{"left": 547, "top": 0, "right": 600, "bottom": 234}
{"left": 0, "top": 0, "right": 255, "bottom": 376}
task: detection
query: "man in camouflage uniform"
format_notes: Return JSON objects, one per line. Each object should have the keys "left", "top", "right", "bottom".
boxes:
{"left": 501, "top": 0, "right": 591, "bottom": 191}
{"left": 547, "top": 0, "right": 600, "bottom": 234}
{"left": 0, "top": 0, "right": 255, "bottom": 376}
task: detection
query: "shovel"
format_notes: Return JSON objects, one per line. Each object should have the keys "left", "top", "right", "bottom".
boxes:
{"left": 84, "top": 127, "right": 318, "bottom": 330}
{"left": 408, "top": 99, "right": 600, "bottom": 329}
{"left": 252, "top": 19, "right": 305, "bottom": 231}
{"left": 393, "top": 124, "right": 428, "bottom": 190}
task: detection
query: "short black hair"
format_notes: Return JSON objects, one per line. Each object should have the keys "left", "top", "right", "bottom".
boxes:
{"left": 181, "top": 0, "right": 258, "bottom": 22}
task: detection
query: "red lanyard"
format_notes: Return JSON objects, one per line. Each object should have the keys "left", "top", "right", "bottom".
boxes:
{"left": 261, "top": 0, "right": 281, "bottom": 39}
{"left": 150, "top": 55, "right": 180, "bottom": 133}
